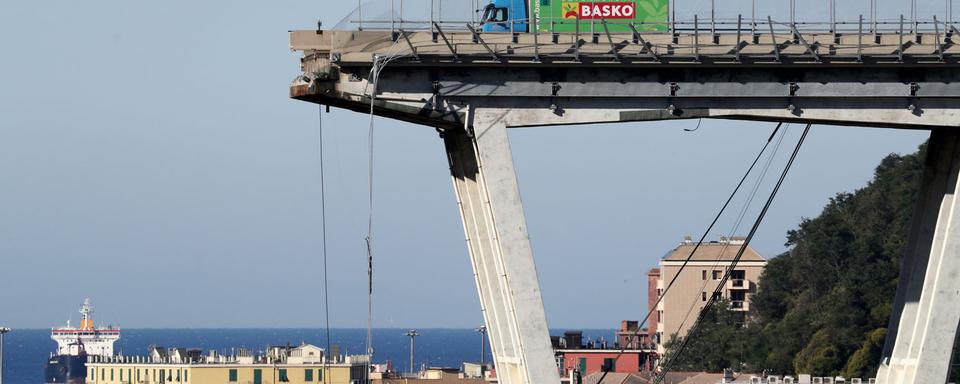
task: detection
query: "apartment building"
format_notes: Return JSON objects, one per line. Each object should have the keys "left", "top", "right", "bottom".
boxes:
{"left": 86, "top": 344, "right": 370, "bottom": 384}
{"left": 646, "top": 236, "right": 766, "bottom": 353}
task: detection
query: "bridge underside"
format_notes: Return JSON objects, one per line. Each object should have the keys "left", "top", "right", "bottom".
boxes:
{"left": 292, "top": 29, "right": 960, "bottom": 383}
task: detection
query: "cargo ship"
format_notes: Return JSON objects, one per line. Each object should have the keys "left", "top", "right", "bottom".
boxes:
{"left": 44, "top": 299, "right": 120, "bottom": 384}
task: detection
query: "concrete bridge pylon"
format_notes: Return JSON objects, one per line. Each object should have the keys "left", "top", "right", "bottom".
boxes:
{"left": 877, "top": 129, "right": 960, "bottom": 384}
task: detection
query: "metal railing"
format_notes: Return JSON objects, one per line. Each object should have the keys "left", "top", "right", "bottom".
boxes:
{"left": 338, "top": 0, "right": 957, "bottom": 35}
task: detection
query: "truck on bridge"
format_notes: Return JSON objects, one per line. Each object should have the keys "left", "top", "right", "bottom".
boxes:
{"left": 480, "top": 0, "right": 668, "bottom": 33}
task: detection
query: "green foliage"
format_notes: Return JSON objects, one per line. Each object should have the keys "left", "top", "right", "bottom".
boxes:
{"left": 844, "top": 328, "right": 887, "bottom": 378}
{"left": 661, "top": 300, "right": 753, "bottom": 373}
{"left": 666, "top": 142, "right": 929, "bottom": 377}
{"left": 794, "top": 328, "right": 847, "bottom": 375}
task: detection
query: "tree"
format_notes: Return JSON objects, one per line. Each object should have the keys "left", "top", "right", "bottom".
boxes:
{"left": 666, "top": 142, "right": 929, "bottom": 377}
{"left": 661, "top": 300, "right": 757, "bottom": 373}
{"left": 844, "top": 328, "right": 887, "bottom": 379}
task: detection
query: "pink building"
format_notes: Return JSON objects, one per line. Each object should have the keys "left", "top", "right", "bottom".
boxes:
{"left": 553, "top": 322, "right": 657, "bottom": 381}
{"left": 558, "top": 349, "right": 642, "bottom": 379}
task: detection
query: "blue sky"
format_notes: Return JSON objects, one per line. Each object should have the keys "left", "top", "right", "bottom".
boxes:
{"left": 0, "top": 1, "right": 935, "bottom": 329}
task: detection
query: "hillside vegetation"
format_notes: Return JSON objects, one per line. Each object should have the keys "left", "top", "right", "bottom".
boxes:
{"left": 665, "top": 142, "right": 939, "bottom": 378}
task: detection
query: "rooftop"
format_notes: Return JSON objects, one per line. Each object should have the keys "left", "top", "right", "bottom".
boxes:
{"left": 662, "top": 237, "right": 765, "bottom": 262}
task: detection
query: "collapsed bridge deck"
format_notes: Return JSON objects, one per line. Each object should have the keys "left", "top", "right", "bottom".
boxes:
{"left": 290, "top": 26, "right": 960, "bottom": 384}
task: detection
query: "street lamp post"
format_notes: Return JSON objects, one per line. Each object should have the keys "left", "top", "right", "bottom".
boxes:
{"left": 0, "top": 327, "right": 10, "bottom": 384}
{"left": 475, "top": 326, "right": 487, "bottom": 366}
{"left": 403, "top": 330, "right": 420, "bottom": 374}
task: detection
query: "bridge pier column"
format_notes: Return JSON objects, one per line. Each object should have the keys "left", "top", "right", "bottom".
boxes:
{"left": 442, "top": 108, "right": 560, "bottom": 384}
{"left": 878, "top": 130, "right": 960, "bottom": 384}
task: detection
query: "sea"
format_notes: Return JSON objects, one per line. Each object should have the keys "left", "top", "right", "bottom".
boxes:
{"left": 2, "top": 328, "right": 614, "bottom": 384}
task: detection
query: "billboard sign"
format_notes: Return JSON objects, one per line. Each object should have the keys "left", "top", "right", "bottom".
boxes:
{"left": 534, "top": 0, "right": 668, "bottom": 32}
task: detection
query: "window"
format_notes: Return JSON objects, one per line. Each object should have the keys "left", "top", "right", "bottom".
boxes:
{"left": 602, "top": 358, "right": 616, "bottom": 372}
{"left": 481, "top": 4, "right": 510, "bottom": 23}
{"left": 111, "top": 369, "right": 115, "bottom": 381}
{"left": 176, "top": 369, "right": 181, "bottom": 382}
{"left": 713, "top": 292, "right": 722, "bottom": 301}
{"left": 578, "top": 357, "right": 587, "bottom": 373}
{"left": 137, "top": 369, "right": 141, "bottom": 382}
{"left": 253, "top": 369, "right": 263, "bottom": 384}
{"left": 701, "top": 270, "right": 707, "bottom": 280}
{"left": 229, "top": 369, "right": 238, "bottom": 382}
{"left": 712, "top": 270, "right": 721, "bottom": 280}
{"left": 318, "top": 369, "right": 323, "bottom": 382}
{"left": 160, "top": 369, "right": 166, "bottom": 384}
{"left": 120, "top": 369, "right": 124, "bottom": 382}
{"left": 279, "top": 369, "right": 289, "bottom": 382}
{"left": 305, "top": 369, "right": 314, "bottom": 382}
{"left": 702, "top": 292, "right": 707, "bottom": 302}
{"left": 184, "top": 370, "right": 188, "bottom": 383}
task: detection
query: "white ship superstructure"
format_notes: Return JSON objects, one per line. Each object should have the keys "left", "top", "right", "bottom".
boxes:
{"left": 50, "top": 298, "right": 120, "bottom": 357}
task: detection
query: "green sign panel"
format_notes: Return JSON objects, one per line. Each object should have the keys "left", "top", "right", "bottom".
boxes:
{"left": 533, "top": 0, "right": 668, "bottom": 32}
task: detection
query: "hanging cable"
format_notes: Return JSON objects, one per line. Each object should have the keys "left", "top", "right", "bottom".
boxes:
{"left": 359, "top": 44, "right": 416, "bottom": 378}
{"left": 683, "top": 118, "right": 703, "bottom": 132}
{"left": 362, "top": 50, "right": 399, "bottom": 375}
{"left": 318, "top": 107, "right": 332, "bottom": 384}
{"left": 655, "top": 124, "right": 812, "bottom": 384}
{"left": 595, "top": 122, "right": 782, "bottom": 384}
{"left": 677, "top": 123, "right": 790, "bottom": 336}
{"left": 364, "top": 58, "right": 379, "bottom": 377}
{"left": 364, "top": 48, "right": 403, "bottom": 366}
{"left": 668, "top": 124, "right": 789, "bottom": 344}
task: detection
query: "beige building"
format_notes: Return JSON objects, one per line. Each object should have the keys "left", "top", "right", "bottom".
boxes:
{"left": 647, "top": 236, "right": 766, "bottom": 353}
{"left": 86, "top": 344, "right": 370, "bottom": 384}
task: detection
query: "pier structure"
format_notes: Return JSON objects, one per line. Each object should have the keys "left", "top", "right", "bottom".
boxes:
{"left": 291, "top": 10, "right": 960, "bottom": 383}
{"left": 0, "top": 327, "right": 9, "bottom": 384}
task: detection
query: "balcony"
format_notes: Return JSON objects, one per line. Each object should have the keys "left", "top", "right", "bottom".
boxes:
{"left": 726, "top": 278, "right": 750, "bottom": 290}
{"left": 730, "top": 300, "right": 750, "bottom": 311}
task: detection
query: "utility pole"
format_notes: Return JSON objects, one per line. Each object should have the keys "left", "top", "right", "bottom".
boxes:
{"left": 403, "top": 330, "right": 420, "bottom": 374}
{"left": 475, "top": 326, "right": 487, "bottom": 366}
{"left": 0, "top": 327, "right": 10, "bottom": 384}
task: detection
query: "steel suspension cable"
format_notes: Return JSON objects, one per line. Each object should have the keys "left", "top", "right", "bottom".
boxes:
{"left": 655, "top": 124, "right": 812, "bottom": 384}
{"left": 365, "top": 62, "right": 378, "bottom": 375}
{"left": 318, "top": 107, "right": 332, "bottom": 384}
{"left": 669, "top": 124, "right": 789, "bottom": 344}
{"left": 359, "top": 48, "right": 405, "bottom": 379}
{"left": 596, "top": 122, "right": 782, "bottom": 384}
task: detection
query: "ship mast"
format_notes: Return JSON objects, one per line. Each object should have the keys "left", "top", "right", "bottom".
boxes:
{"left": 79, "top": 298, "right": 94, "bottom": 330}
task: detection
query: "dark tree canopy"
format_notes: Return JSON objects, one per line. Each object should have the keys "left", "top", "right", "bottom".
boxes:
{"left": 662, "top": 142, "right": 935, "bottom": 378}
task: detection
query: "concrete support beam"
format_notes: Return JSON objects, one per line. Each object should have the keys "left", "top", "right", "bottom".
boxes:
{"left": 443, "top": 108, "right": 560, "bottom": 384}
{"left": 877, "top": 129, "right": 960, "bottom": 384}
